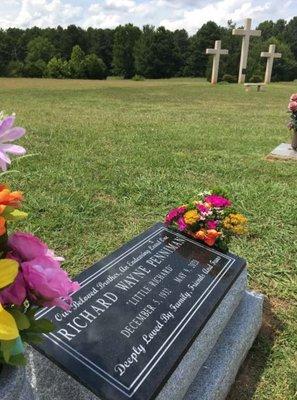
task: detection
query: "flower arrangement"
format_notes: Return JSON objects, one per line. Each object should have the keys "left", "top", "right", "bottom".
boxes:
{"left": 287, "top": 93, "right": 297, "bottom": 150}
{"left": 164, "top": 191, "right": 247, "bottom": 253}
{"left": 288, "top": 93, "right": 297, "bottom": 129}
{"left": 0, "top": 113, "right": 79, "bottom": 366}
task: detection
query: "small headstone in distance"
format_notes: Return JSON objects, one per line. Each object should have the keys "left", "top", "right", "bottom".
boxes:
{"left": 267, "top": 143, "right": 297, "bottom": 161}
{"left": 33, "top": 223, "right": 246, "bottom": 400}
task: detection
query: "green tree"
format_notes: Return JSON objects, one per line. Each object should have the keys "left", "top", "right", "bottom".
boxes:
{"left": 284, "top": 17, "right": 297, "bottom": 60}
{"left": 26, "top": 36, "right": 56, "bottom": 63}
{"left": 173, "top": 29, "right": 190, "bottom": 76}
{"left": 46, "top": 57, "right": 70, "bottom": 78}
{"left": 112, "top": 24, "right": 141, "bottom": 78}
{"left": 24, "top": 59, "right": 47, "bottom": 78}
{"left": 7, "top": 60, "right": 24, "bottom": 77}
{"left": 257, "top": 19, "right": 286, "bottom": 41}
{"left": 85, "top": 54, "right": 107, "bottom": 79}
{"left": 86, "top": 28, "right": 114, "bottom": 73}
{"left": 246, "top": 36, "right": 297, "bottom": 81}
{"left": 135, "top": 26, "right": 180, "bottom": 78}
{"left": 69, "top": 45, "right": 86, "bottom": 78}
{"left": 186, "top": 21, "right": 222, "bottom": 77}
{"left": 59, "top": 25, "right": 88, "bottom": 59}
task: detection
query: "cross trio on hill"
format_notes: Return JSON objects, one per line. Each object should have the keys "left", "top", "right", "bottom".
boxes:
{"left": 206, "top": 18, "right": 282, "bottom": 85}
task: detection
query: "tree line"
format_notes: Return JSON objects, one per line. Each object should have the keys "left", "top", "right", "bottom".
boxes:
{"left": 0, "top": 18, "right": 297, "bottom": 81}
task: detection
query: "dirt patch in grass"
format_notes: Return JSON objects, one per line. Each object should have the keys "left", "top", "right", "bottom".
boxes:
{"left": 94, "top": 192, "right": 117, "bottom": 205}
{"left": 226, "top": 297, "right": 285, "bottom": 400}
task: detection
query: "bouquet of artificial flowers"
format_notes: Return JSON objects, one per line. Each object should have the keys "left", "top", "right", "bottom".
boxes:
{"left": 164, "top": 191, "right": 247, "bottom": 253}
{"left": 287, "top": 93, "right": 297, "bottom": 150}
{"left": 288, "top": 93, "right": 297, "bottom": 130}
{"left": 0, "top": 113, "right": 79, "bottom": 366}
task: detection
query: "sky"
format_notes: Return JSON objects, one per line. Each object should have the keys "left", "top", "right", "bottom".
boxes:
{"left": 0, "top": 0, "right": 296, "bottom": 34}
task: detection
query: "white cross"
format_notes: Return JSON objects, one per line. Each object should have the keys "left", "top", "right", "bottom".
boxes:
{"left": 206, "top": 40, "right": 229, "bottom": 84}
{"left": 261, "top": 44, "right": 282, "bottom": 84}
{"left": 233, "top": 18, "right": 261, "bottom": 84}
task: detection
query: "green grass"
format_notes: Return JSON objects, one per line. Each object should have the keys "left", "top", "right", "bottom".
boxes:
{"left": 0, "top": 77, "right": 296, "bottom": 399}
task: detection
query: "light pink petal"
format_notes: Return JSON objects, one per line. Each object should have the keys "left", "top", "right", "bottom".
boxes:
{"left": 0, "top": 150, "right": 11, "bottom": 164}
{"left": 0, "top": 116, "right": 15, "bottom": 136}
{"left": 46, "top": 249, "right": 65, "bottom": 262}
{"left": 0, "top": 158, "right": 7, "bottom": 171}
{"left": 0, "top": 127, "right": 26, "bottom": 142}
{"left": 44, "top": 297, "right": 72, "bottom": 311}
{"left": 0, "top": 144, "right": 26, "bottom": 155}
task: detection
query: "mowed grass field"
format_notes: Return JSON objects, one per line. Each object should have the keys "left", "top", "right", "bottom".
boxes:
{"left": 0, "top": 77, "right": 296, "bottom": 399}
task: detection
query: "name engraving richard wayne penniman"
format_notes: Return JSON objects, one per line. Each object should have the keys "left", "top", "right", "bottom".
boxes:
{"left": 46, "top": 229, "right": 226, "bottom": 383}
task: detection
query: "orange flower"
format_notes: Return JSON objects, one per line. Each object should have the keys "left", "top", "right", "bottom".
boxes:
{"left": 194, "top": 229, "right": 221, "bottom": 246}
{"left": 0, "top": 216, "right": 6, "bottom": 236}
{"left": 0, "top": 184, "right": 23, "bottom": 214}
{"left": 194, "top": 229, "right": 207, "bottom": 240}
{"left": 204, "top": 229, "right": 221, "bottom": 246}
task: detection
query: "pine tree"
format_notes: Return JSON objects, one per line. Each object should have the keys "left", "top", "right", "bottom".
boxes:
{"left": 112, "top": 24, "right": 141, "bottom": 78}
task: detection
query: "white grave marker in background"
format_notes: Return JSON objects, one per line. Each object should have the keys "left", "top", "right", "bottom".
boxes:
{"left": 261, "top": 44, "right": 282, "bottom": 84}
{"left": 233, "top": 18, "right": 261, "bottom": 84}
{"left": 206, "top": 40, "right": 229, "bottom": 84}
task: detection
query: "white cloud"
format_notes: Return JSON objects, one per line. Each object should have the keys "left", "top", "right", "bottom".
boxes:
{"left": 105, "top": 0, "right": 136, "bottom": 10}
{"left": 0, "top": 0, "right": 82, "bottom": 29}
{"left": 0, "top": 0, "right": 296, "bottom": 33}
{"left": 160, "top": 0, "right": 273, "bottom": 33}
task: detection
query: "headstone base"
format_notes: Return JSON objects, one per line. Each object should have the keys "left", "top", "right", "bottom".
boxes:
{"left": 184, "top": 290, "right": 263, "bottom": 400}
{"left": 267, "top": 143, "right": 297, "bottom": 161}
{"left": 25, "top": 273, "right": 263, "bottom": 400}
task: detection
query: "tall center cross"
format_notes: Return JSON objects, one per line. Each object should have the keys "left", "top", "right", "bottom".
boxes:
{"left": 206, "top": 40, "right": 228, "bottom": 84}
{"left": 261, "top": 44, "right": 282, "bottom": 84}
{"left": 233, "top": 18, "right": 261, "bottom": 83}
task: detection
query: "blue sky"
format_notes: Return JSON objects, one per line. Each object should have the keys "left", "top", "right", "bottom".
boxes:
{"left": 0, "top": 0, "right": 296, "bottom": 34}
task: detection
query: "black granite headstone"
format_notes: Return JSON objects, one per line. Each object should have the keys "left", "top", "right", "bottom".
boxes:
{"left": 34, "top": 223, "right": 245, "bottom": 400}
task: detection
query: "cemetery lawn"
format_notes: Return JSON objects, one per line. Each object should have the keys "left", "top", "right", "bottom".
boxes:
{"left": 0, "top": 77, "right": 296, "bottom": 399}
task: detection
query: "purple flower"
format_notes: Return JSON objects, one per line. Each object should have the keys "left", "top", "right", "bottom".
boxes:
{"left": 177, "top": 217, "right": 187, "bottom": 231}
{"left": 196, "top": 203, "right": 212, "bottom": 216}
{"left": 165, "top": 206, "right": 187, "bottom": 225}
{"left": 0, "top": 272, "right": 27, "bottom": 306}
{"left": 0, "top": 115, "right": 26, "bottom": 171}
{"left": 22, "top": 256, "right": 80, "bottom": 311}
{"left": 7, "top": 232, "right": 80, "bottom": 310}
{"left": 206, "top": 220, "right": 219, "bottom": 229}
{"left": 8, "top": 232, "right": 64, "bottom": 263}
{"left": 204, "top": 195, "right": 231, "bottom": 208}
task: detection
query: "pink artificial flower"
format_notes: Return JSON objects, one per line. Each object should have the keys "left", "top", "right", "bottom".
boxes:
{"left": 290, "top": 93, "right": 297, "bottom": 102}
{"left": 0, "top": 115, "right": 26, "bottom": 171}
{"left": 8, "top": 232, "right": 64, "bottom": 263}
{"left": 22, "top": 256, "right": 80, "bottom": 311}
{"left": 206, "top": 220, "right": 219, "bottom": 229}
{"left": 196, "top": 203, "right": 212, "bottom": 216}
{"left": 288, "top": 101, "right": 297, "bottom": 112}
{"left": 204, "top": 195, "right": 231, "bottom": 208}
{"left": 7, "top": 232, "right": 79, "bottom": 311}
{"left": 0, "top": 271, "right": 27, "bottom": 306}
{"left": 177, "top": 217, "right": 187, "bottom": 231}
{"left": 165, "top": 206, "right": 187, "bottom": 225}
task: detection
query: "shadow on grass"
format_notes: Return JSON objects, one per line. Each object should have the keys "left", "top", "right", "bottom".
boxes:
{"left": 226, "top": 297, "right": 284, "bottom": 400}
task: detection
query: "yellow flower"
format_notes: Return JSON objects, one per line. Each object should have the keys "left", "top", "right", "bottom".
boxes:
{"left": 184, "top": 209, "right": 200, "bottom": 225}
{"left": 0, "top": 304, "right": 19, "bottom": 340}
{"left": 223, "top": 213, "right": 248, "bottom": 235}
{"left": 0, "top": 259, "right": 20, "bottom": 341}
{"left": 0, "top": 259, "right": 19, "bottom": 289}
